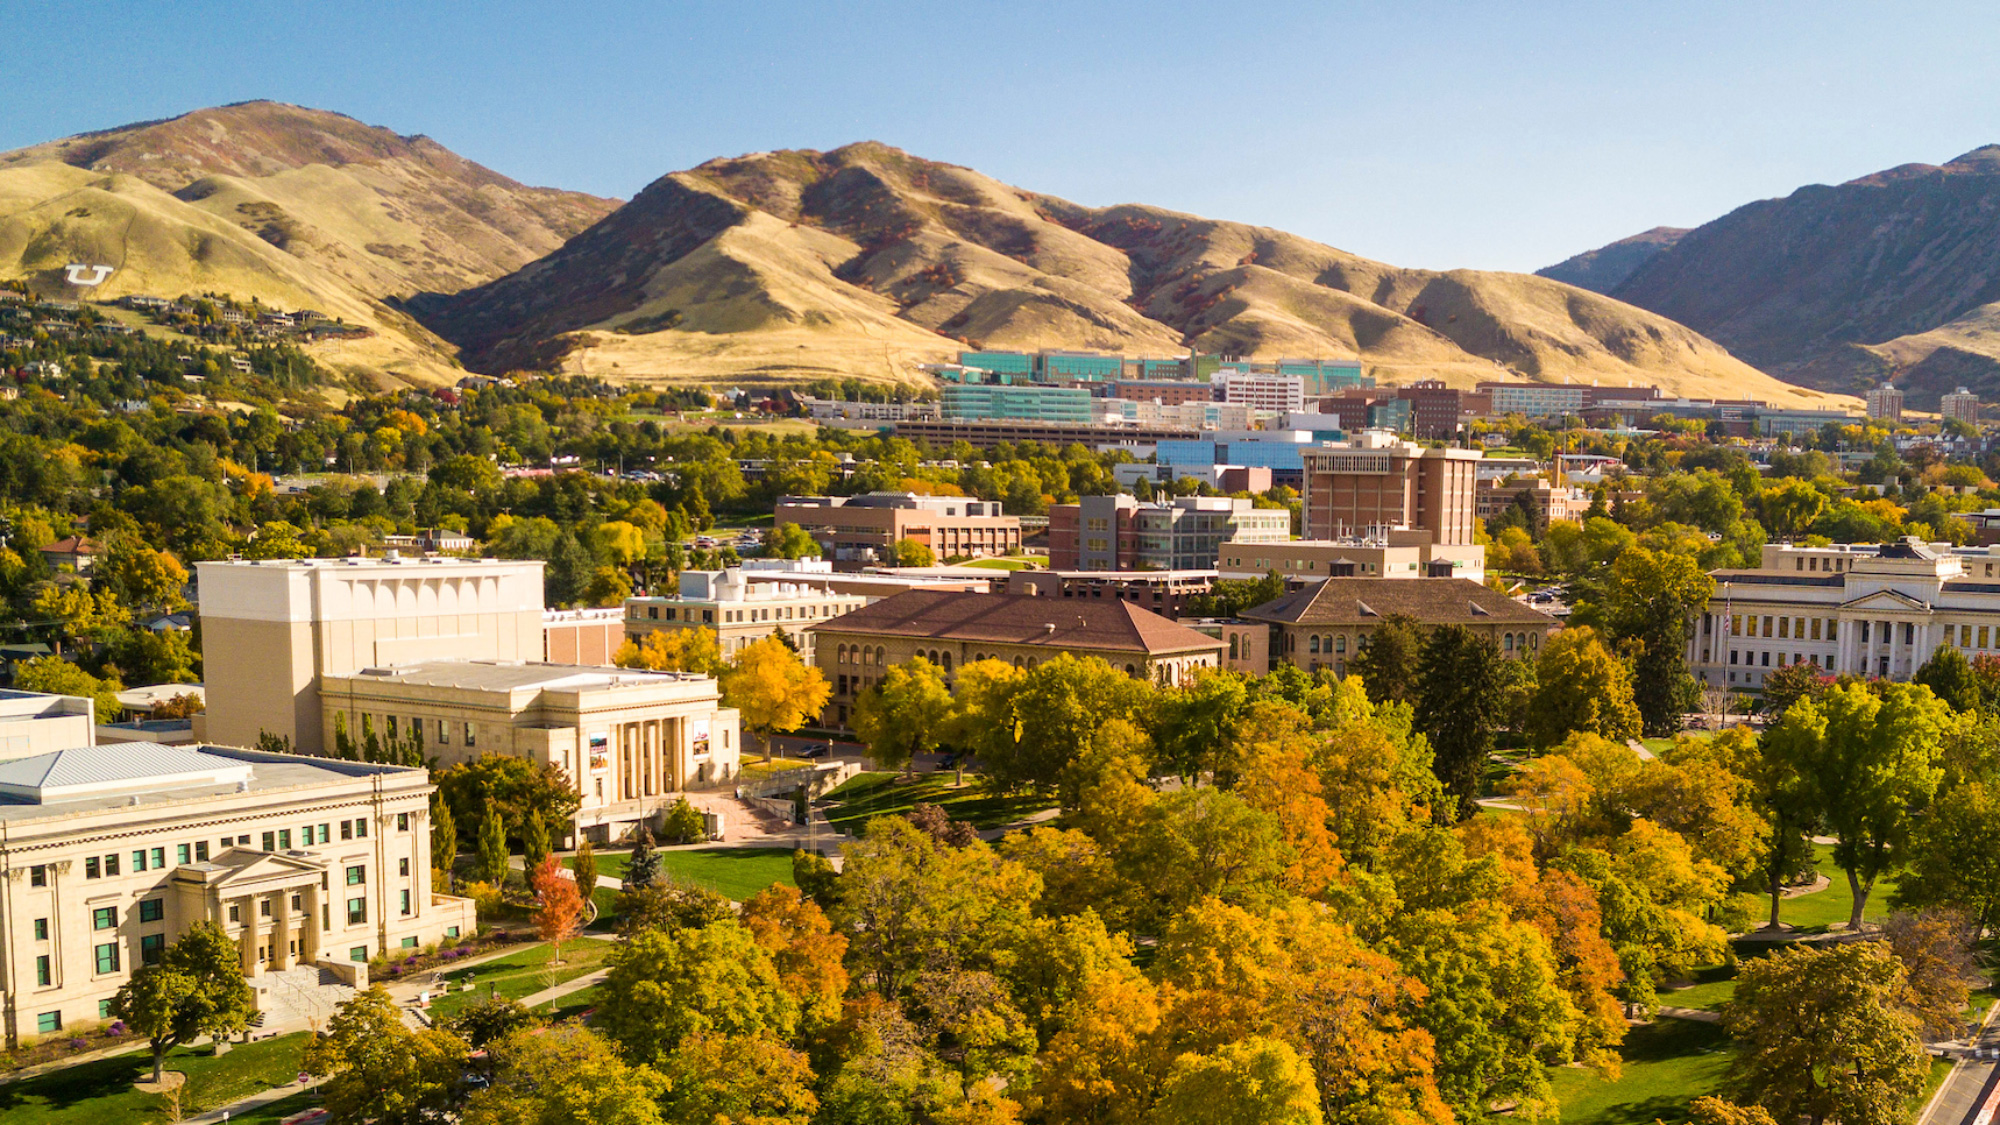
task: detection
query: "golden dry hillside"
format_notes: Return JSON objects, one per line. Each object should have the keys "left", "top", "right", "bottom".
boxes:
{"left": 0, "top": 101, "right": 616, "bottom": 386}
{"left": 423, "top": 141, "right": 1843, "bottom": 405}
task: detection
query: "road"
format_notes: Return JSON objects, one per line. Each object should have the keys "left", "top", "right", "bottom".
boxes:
{"left": 1922, "top": 1001, "right": 2000, "bottom": 1125}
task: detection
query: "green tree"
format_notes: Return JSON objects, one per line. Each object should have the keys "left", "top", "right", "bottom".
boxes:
{"left": 968, "top": 653, "right": 1152, "bottom": 798}
{"left": 445, "top": 995, "right": 538, "bottom": 1050}
{"left": 1765, "top": 682, "right": 1951, "bottom": 928}
{"left": 109, "top": 921, "right": 253, "bottom": 1083}
{"left": 765, "top": 522, "right": 821, "bottom": 560}
{"left": 1605, "top": 545, "right": 1712, "bottom": 736}
{"left": 1915, "top": 645, "right": 1982, "bottom": 712}
{"left": 573, "top": 839, "right": 599, "bottom": 916}
{"left": 522, "top": 807, "right": 551, "bottom": 874}
{"left": 461, "top": 1025, "right": 665, "bottom": 1125}
{"left": 97, "top": 539, "right": 188, "bottom": 611}
{"left": 478, "top": 797, "right": 511, "bottom": 886}
{"left": 663, "top": 795, "right": 706, "bottom": 844}
{"left": 1761, "top": 479, "right": 1828, "bottom": 539}
{"left": 720, "top": 636, "right": 832, "bottom": 760}
{"left": 1723, "top": 942, "right": 1928, "bottom": 1125}
{"left": 851, "top": 656, "right": 954, "bottom": 775}
{"left": 434, "top": 755, "right": 581, "bottom": 849}
{"left": 889, "top": 537, "right": 937, "bottom": 567}
{"left": 627, "top": 822, "right": 660, "bottom": 887}
{"left": 1525, "top": 626, "right": 1640, "bottom": 748}
{"left": 303, "top": 986, "right": 470, "bottom": 1125}
{"left": 596, "top": 920, "right": 799, "bottom": 1067}
{"left": 1150, "top": 668, "right": 1249, "bottom": 784}
{"left": 430, "top": 792, "right": 456, "bottom": 886}
{"left": 1897, "top": 781, "right": 2000, "bottom": 930}
{"left": 1759, "top": 660, "right": 1833, "bottom": 719}
{"left": 657, "top": 1034, "right": 820, "bottom": 1125}
{"left": 12, "top": 655, "right": 122, "bottom": 723}
{"left": 1346, "top": 614, "right": 1424, "bottom": 705}
{"left": 1411, "top": 625, "right": 1503, "bottom": 818}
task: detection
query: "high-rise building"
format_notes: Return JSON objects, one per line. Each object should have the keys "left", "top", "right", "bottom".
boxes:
{"left": 1865, "top": 384, "right": 1905, "bottom": 422}
{"left": 1211, "top": 371, "right": 1306, "bottom": 413}
{"left": 1047, "top": 495, "right": 1291, "bottom": 571}
{"left": 1299, "top": 431, "right": 1481, "bottom": 546}
{"left": 1943, "top": 387, "right": 1981, "bottom": 426}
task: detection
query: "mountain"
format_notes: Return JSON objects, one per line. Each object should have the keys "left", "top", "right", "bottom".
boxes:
{"left": 0, "top": 102, "right": 617, "bottom": 386}
{"left": 1536, "top": 226, "right": 1688, "bottom": 293}
{"left": 1592, "top": 146, "right": 2000, "bottom": 407}
{"left": 418, "top": 142, "right": 1838, "bottom": 405}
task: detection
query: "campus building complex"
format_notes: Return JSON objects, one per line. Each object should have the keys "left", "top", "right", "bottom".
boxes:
{"left": 1237, "top": 578, "right": 1559, "bottom": 676}
{"left": 1299, "top": 432, "right": 1481, "bottom": 546}
{"left": 625, "top": 563, "right": 868, "bottom": 662}
{"left": 0, "top": 739, "right": 471, "bottom": 1046}
{"left": 1216, "top": 531, "right": 1486, "bottom": 583}
{"left": 1046, "top": 495, "right": 1291, "bottom": 571}
{"left": 774, "top": 493, "right": 1022, "bottom": 568}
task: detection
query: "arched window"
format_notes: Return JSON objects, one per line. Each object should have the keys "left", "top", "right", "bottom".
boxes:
{"left": 1334, "top": 635, "right": 1347, "bottom": 654}
{"left": 941, "top": 652, "right": 953, "bottom": 672}
{"left": 836, "top": 644, "right": 847, "bottom": 664}
{"left": 1126, "top": 663, "right": 1138, "bottom": 676}
{"left": 1504, "top": 633, "right": 1515, "bottom": 652}
{"left": 1228, "top": 636, "right": 1240, "bottom": 660}
{"left": 1530, "top": 633, "right": 1540, "bottom": 651}
{"left": 875, "top": 646, "right": 886, "bottom": 665}
{"left": 1013, "top": 656, "right": 1024, "bottom": 668}
{"left": 1309, "top": 635, "right": 1322, "bottom": 654}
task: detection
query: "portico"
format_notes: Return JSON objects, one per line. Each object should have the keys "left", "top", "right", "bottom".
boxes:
{"left": 174, "top": 850, "right": 329, "bottom": 977}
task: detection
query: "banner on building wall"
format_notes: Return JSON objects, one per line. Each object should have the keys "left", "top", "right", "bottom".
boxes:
{"left": 690, "top": 719, "right": 711, "bottom": 758}
{"left": 588, "top": 732, "right": 609, "bottom": 772}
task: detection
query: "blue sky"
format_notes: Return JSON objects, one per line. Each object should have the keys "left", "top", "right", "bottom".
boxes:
{"left": 7, "top": 0, "right": 2000, "bottom": 273}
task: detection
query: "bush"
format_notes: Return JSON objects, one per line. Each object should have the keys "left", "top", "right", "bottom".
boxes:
{"left": 662, "top": 796, "right": 706, "bottom": 844}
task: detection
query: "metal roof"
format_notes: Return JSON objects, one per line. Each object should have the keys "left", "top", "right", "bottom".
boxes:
{"left": 0, "top": 743, "right": 253, "bottom": 802}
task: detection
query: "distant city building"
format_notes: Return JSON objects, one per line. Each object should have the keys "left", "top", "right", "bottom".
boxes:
{"left": 1476, "top": 476, "right": 1593, "bottom": 534}
{"left": 1943, "top": 387, "right": 1981, "bottom": 426}
{"left": 625, "top": 562, "right": 867, "bottom": 661}
{"left": 1865, "top": 384, "right": 1905, "bottom": 422}
{"left": 891, "top": 419, "right": 1199, "bottom": 450}
{"left": 1216, "top": 531, "right": 1485, "bottom": 584}
{"left": 543, "top": 607, "right": 626, "bottom": 666}
{"left": 941, "top": 381, "right": 1093, "bottom": 424}
{"left": 775, "top": 493, "right": 1021, "bottom": 568}
{"left": 1048, "top": 495, "right": 1290, "bottom": 571}
{"left": 807, "top": 590, "right": 1225, "bottom": 727}
{"left": 1469, "top": 381, "right": 1662, "bottom": 418}
{"left": 1299, "top": 431, "right": 1481, "bottom": 547}
{"left": 1237, "top": 578, "right": 1558, "bottom": 676}
{"left": 1757, "top": 408, "right": 1860, "bottom": 438}
{"left": 1211, "top": 370, "right": 1305, "bottom": 414}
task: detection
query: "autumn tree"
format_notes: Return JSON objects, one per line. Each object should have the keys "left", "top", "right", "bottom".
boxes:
{"left": 721, "top": 635, "right": 832, "bottom": 760}
{"left": 890, "top": 537, "right": 937, "bottom": 567}
{"left": 961, "top": 653, "right": 1152, "bottom": 798}
{"left": 1411, "top": 624, "right": 1503, "bottom": 818}
{"left": 1526, "top": 626, "right": 1640, "bottom": 748}
{"left": 1765, "top": 682, "right": 1950, "bottom": 928}
{"left": 852, "top": 656, "right": 953, "bottom": 775}
{"left": 740, "top": 883, "right": 851, "bottom": 1032}
{"left": 303, "top": 986, "right": 469, "bottom": 1125}
{"left": 613, "top": 627, "right": 725, "bottom": 676}
{"left": 1605, "top": 545, "right": 1712, "bottom": 736}
{"left": 658, "top": 1034, "right": 820, "bottom": 1125}
{"left": 461, "top": 1025, "right": 665, "bottom": 1125}
{"left": 109, "top": 922, "right": 253, "bottom": 1083}
{"left": 530, "top": 854, "right": 584, "bottom": 964}
{"left": 1154, "top": 1037, "right": 1325, "bottom": 1125}
{"left": 1724, "top": 942, "right": 1928, "bottom": 1125}
{"left": 1346, "top": 614, "right": 1425, "bottom": 705}
{"left": 1758, "top": 660, "right": 1832, "bottom": 719}
{"left": 597, "top": 919, "right": 799, "bottom": 1067}
{"left": 1883, "top": 909, "right": 1981, "bottom": 1040}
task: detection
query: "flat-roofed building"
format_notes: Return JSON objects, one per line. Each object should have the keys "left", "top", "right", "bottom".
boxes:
{"left": 543, "top": 607, "right": 626, "bottom": 666}
{"left": 807, "top": 590, "right": 1225, "bottom": 727}
{"left": 1217, "top": 533, "right": 1486, "bottom": 583}
{"left": 1689, "top": 538, "right": 2000, "bottom": 696}
{"left": 1943, "top": 387, "right": 1981, "bottom": 426}
{"left": 1048, "top": 495, "right": 1290, "bottom": 571}
{"left": 1005, "top": 569, "right": 1218, "bottom": 619}
{"left": 0, "top": 742, "right": 471, "bottom": 1046}
{"left": 1866, "top": 384, "right": 1905, "bottom": 422}
{"left": 776, "top": 493, "right": 1021, "bottom": 568}
{"left": 196, "top": 557, "right": 546, "bottom": 755}
{"left": 1476, "top": 476, "right": 1593, "bottom": 534}
{"left": 625, "top": 563, "right": 868, "bottom": 661}
{"left": 1239, "top": 578, "right": 1557, "bottom": 675}
{"left": 317, "top": 660, "right": 739, "bottom": 842}
{"left": 0, "top": 689, "right": 96, "bottom": 759}
{"left": 1300, "top": 431, "right": 1480, "bottom": 546}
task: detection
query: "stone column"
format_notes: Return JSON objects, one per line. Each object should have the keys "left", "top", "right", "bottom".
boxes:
{"left": 1835, "top": 619, "right": 1851, "bottom": 674}
{"left": 271, "top": 891, "right": 291, "bottom": 971}
{"left": 1889, "top": 620, "right": 1904, "bottom": 679}
{"left": 300, "top": 884, "right": 320, "bottom": 965}
{"left": 237, "top": 895, "right": 259, "bottom": 976}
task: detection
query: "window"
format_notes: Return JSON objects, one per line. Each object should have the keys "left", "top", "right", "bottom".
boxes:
{"left": 30, "top": 865, "right": 45, "bottom": 887}
{"left": 149, "top": 847, "right": 164, "bottom": 869}
{"left": 438, "top": 719, "right": 449, "bottom": 746}
{"left": 341, "top": 820, "right": 353, "bottom": 841}
{"left": 34, "top": 956, "right": 49, "bottom": 986}
{"left": 400, "top": 890, "right": 412, "bottom": 916}
{"left": 347, "top": 898, "right": 366, "bottom": 925}
{"left": 465, "top": 722, "right": 477, "bottom": 748}
{"left": 92, "top": 907, "right": 116, "bottom": 931}
{"left": 260, "top": 899, "right": 271, "bottom": 918}
{"left": 445, "top": 926, "right": 460, "bottom": 939}
{"left": 94, "top": 943, "right": 119, "bottom": 974}
{"left": 350, "top": 946, "right": 368, "bottom": 962}
{"left": 33, "top": 918, "right": 47, "bottom": 940}
{"left": 36, "top": 1012, "right": 59, "bottom": 1034}
{"left": 138, "top": 899, "right": 163, "bottom": 924}
{"left": 278, "top": 830, "right": 292, "bottom": 851}
{"left": 103, "top": 854, "right": 118, "bottom": 877}
{"left": 399, "top": 858, "right": 410, "bottom": 877}
{"left": 132, "top": 850, "right": 147, "bottom": 872}
{"left": 346, "top": 865, "right": 366, "bottom": 886}
{"left": 262, "top": 832, "right": 276, "bottom": 852}
{"left": 356, "top": 818, "right": 369, "bottom": 839}
{"left": 177, "top": 844, "right": 190, "bottom": 865}
{"left": 140, "top": 934, "right": 164, "bottom": 965}
{"left": 401, "top": 936, "right": 418, "bottom": 949}
{"left": 386, "top": 716, "right": 397, "bottom": 740}
{"left": 228, "top": 903, "right": 240, "bottom": 923}
{"left": 99, "top": 1000, "right": 112, "bottom": 1019}
{"left": 396, "top": 813, "right": 410, "bottom": 832}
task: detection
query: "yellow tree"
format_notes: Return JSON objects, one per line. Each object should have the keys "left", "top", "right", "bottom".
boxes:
{"left": 1526, "top": 627, "right": 1641, "bottom": 747}
{"left": 720, "top": 636, "right": 832, "bottom": 760}
{"left": 852, "top": 656, "right": 954, "bottom": 776}
{"left": 614, "top": 628, "right": 724, "bottom": 676}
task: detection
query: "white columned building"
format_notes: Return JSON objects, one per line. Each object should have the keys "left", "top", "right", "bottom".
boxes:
{"left": 1690, "top": 538, "right": 2000, "bottom": 695}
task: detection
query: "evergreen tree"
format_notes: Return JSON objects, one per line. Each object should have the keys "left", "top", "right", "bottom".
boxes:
{"left": 430, "top": 791, "right": 456, "bottom": 885}
{"left": 332, "top": 710, "right": 356, "bottom": 760}
{"left": 1915, "top": 646, "right": 1982, "bottom": 712}
{"left": 523, "top": 808, "right": 551, "bottom": 873}
{"left": 478, "top": 798, "right": 511, "bottom": 886}
{"left": 626, "top": 822, "right": 660, "bottom": 888}
{"left": 546, "top": 531, "right": 595, "bottom": 608}
{"left": 1346, "top": 614, "right": 1424, "bottom": 704}
{"left": 574, "top": 839, "right": 599, "bottom": 917}
{"left": 1412, "top": 625, "right": 1503, "bottom": 820}
{"left": 361, "top": 713, "right": 381, "bottom": 763}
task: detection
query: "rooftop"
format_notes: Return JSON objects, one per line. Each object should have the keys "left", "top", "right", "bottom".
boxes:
{"left": 810, "top": 590, "right": 1223, "bottom": 654}
{"left": 1243, "top": 578, "right": 1558, "bottom": 627}
{"left": 328, "top": 659, "right": 711, "bottom": 694}
{"left": 0, "top": 743, "right": 414, "bottom": 819}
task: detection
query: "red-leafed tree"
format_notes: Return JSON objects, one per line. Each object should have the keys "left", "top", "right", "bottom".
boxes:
{"left": 530, "top": 854, "right": 584, "bottom": 966}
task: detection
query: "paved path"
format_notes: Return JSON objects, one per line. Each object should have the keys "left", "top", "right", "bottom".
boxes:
{"left": 1920, "top": 999, "right": 2000, "bottom": 1125}
{"left": 1655, "top": 1006, "right": 1721, "bottom": 1024}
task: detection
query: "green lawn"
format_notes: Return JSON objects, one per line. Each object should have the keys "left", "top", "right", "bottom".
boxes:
{"left": 425, "top": 940, "right": 613, "bottom": 1021}
{"left": 1550, "top": 1018, "right": 1734, "bottom": 1125}
{"left": 1779, "top": 844, "right": 1897, "bottom": 932}
{"left": 230, "top": 1089, "right": 323, "bottom": 1124}
{"left": 0, "top": 1032, "right": 307, "bottom": 1125}
{"left": 656, "top": 847, "right": 797, "bottom": 901}
{"left": 1660, "top": 964, "right": 1737, "bottom": 1012}
{"left": 959, "top": 557, "right": 1032, "bottom": 571}
{"left": 823, "top": 771, "right": 1054, "bottom": 833}
{"left": 540, "top": 981, "right": 604, "bottom": 1022}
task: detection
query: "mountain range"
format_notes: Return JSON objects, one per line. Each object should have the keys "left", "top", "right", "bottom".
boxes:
{"left": 1541, "top": 146, "right": 2000, "bottom": 409}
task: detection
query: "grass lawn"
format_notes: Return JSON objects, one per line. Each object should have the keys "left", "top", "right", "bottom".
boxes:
{"left": 0, "top": 1032, "right": 307, "bottom": 1125}
{"left": 1660, "top": 964, "right": 1737, "bottom": 1011}
{"left": 823, "top": 771, "right": 1055, "bottom": 833}
{"left": 426, "top": 940, "right": 614, "bottom": 1021}
{"left": 959, "top": 557, "right": 1032, "bottom": 571}
{"left": 1779, "top": 844, "right": 1897, "bottom": 933}
{"left": 1550, "top": 1018, "right": 1734, "bottom": 1125}
{"left": 737, "top": 756, "right": 816, "bottom": 782}
{"left": 541, "top": 981, "right": 604, "bottom": 1022}
{"left": 230, "top": 1089, "right": 322, "bottom": 1124}
{"left": 656, "top": 847, "right": 797, "bottom": 901}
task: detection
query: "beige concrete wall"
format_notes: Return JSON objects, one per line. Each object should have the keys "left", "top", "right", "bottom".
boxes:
{"left": 200, "top": 617, "right": 317, "bottom": 753}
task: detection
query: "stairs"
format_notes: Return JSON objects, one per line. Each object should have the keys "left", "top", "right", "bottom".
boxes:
{"left": 252, "top": 964, "right": 358, "bottom": 1030}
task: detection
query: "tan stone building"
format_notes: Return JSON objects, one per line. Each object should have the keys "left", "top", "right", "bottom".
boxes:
{"left": 807, "top": 590, "right": 1225, "bottom": 728}
{"left": 0, "top": 690, "right": 96, "bottom": 759}
{"left": 1217, "top": 532, "right": 1486, "bottom": 584}
{"left": 776, "top": 493, "right": 1022, "bottom": 567}
{"left": 317, "top": 661, "right": 740, "bottom": 844}
{"left": 625, "top": 563, "right": 867, "bottom": 663}
{"left": 1239, "top": 577, "right": 1559, "bottom": 675}
{"left": 0, "top": 742, "right": 471, "bottom": 1046}
{"left": 197, "top": 557, "right": 546, "bottom": 755}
